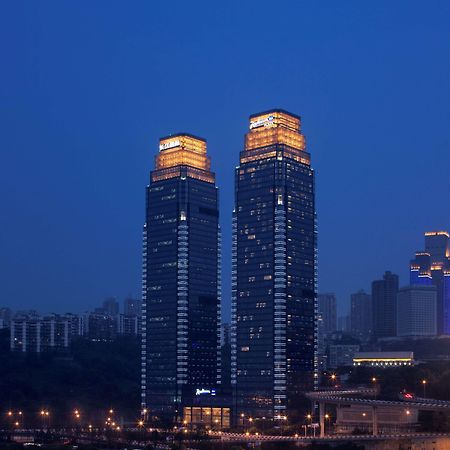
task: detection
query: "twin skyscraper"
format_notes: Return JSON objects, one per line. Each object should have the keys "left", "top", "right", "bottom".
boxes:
{"left": 141, "top": 110, "right": 317, "bottom": 426}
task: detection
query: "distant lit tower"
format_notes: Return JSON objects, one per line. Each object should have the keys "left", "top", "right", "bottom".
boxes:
{"left": 410, "top": 231, "right": 450, "bottom": 335}
{"left": 141, "top": 134, "right": 221, "bottom": 421}
{"left": 372, "top": 271, "right": 399, "bottom": 339}
{"left": 231, "top": 110, "right": 317, "bottom": 421}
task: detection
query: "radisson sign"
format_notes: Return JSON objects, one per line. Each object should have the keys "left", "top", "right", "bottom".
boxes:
{"left": 249, "top": 115, "right": 275, "bottom": 130}
{"left": 195, "top": 388, "right": 216, "bottom": 396}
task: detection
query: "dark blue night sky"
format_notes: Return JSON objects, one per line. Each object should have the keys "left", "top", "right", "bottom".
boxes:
{"left": 1, "top": 1, "right": 449, "bottom": 319}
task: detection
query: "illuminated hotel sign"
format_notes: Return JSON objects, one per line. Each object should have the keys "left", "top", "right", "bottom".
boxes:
{"left": 159, "top": 139, "right": 181, "bottom": 151}
{"left": 195, "top": 388, "right": 216, "bottom": 396}
{"left": 249, "top": 115, "right": 275, "bottom": 130}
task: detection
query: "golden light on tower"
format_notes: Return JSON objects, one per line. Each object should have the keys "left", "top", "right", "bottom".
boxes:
{"left": 245, "top": 111, "right": 305, "bottom": 151}
{"left": 156, "top": 134, "right": 210, "bottom": 171}
{"left": 242, "top": 109, "right": 310, "bottom": 165}
{"left": 152, "top": 133, "right": 215, "bottom": 183}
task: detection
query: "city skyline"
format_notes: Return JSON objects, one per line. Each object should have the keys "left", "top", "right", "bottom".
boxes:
{"left": 1, "top": 2, "right": 449, "bottom": 319}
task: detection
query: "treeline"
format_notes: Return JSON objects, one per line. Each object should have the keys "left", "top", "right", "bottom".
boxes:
{"left": 0, "top": 329, "right": 140, "bottom": 427}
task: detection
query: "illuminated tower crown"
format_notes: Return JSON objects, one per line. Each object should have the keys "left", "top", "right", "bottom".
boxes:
{"left": 152, "top": 133, "right": 214, "bottom": 183}
{"left": 242, "top": 109, "right": 310, "bottom": 166}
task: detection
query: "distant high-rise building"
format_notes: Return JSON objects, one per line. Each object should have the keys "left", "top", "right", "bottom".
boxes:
{"left": 232, "top": 109, "right": 317, "bottom": 421}
{"left": 87, "top": 312, "right": 117, "bottom": 341}
{"left": 410, "top": 231, "right": 450, "bottom": 335}
{"left": 118, "top": 314, "right": 140, "bottom": 336}
{"left": 337, "top": 315, "right": 351, "bottom": 333}
{"left": 328, "top": 343, "right": 360, "bottom": 369}
{"left": 142, "top": 133, "right": 221, "bottom": 421}
{"left": 124, "top": 297, "right": 141, "bottom": 317}
{"left": 350, "top": 290, "right": 372, "bottom": 341}
{"left": 318, "top": 293, "right": 337, "bottom": 336}
{"left": 102, "top": 297, "right": 119, "bottom": 316}
{"left": 372, "top": 271, "right": 399, "bottom": 339}
{"left": 0, "top": 307, "right": 12, "bottom": 326}
{"left": 397, "top": 286, "right": 437, "bottom": 337}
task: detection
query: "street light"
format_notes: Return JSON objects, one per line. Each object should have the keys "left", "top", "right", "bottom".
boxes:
{"left": 371, "top": 377, "right": 378, "bottom": 399}
{"left": 39, "top": 410, "right": 49, "bottom": 430}
{"left": 324, "top": 413, "right": 330, "bottom": 434}
{"left": 330, "top": 373, "right": 337, "bottom": 387}
{"left": 306, "top": 413, "right": 312, "bottom": 436}
{"left": 422, "top": 379, "right": 427, "bottom": 398}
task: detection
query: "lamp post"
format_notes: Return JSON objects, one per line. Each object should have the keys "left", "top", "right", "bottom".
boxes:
{"left": 371, "top": 377, "right": 378, "bottom": 399}
{"left": 306, "top": 414, "right": 312, "bottom": 437}
{"left": 40, "top": 410, "right": 49, "bottom": 430}
{"left": 138, "top": 419, "right": 145, "bottom": 442}
{"left": 324, "top": 413, "right": 330, "bottom": 436}
{"left": 7, "top": 411, "right": 14, "bottom": 431}
{"left": 422, "top": 379, "right": 427, "bottom": 398}
{"left": 141, "top": 408, "right": 148, "bottom": 426}
{"left": 73, "top": 409, "right": 81, "bottom": 435}
{"left": 330, "top": 374, "right": 337, "bottom": 388}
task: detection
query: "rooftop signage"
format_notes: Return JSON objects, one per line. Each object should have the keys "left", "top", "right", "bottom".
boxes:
{"left": 195, "top": 388, "right": 216, "bottom": 396}
{"left": 249, "top": 115, "right": 275, "bottom": 130}
{"left": 159, "top": 139, "right": 181, "bottom": 151}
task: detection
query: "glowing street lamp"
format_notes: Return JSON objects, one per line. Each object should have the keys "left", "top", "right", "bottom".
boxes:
{"left": 371, "top": 377, "right": 379, "bottom": 399}
{"left": 422, "top": 379, "right": 427, "bottom": 398}
{"left": 39, "top": 409, "right": 49, "bottom": 430}
{"left": 324, "top": 413, "right": 330, "bottom": 435}
{"left": 306, "top": 413, "right": 313, "bottom": 436}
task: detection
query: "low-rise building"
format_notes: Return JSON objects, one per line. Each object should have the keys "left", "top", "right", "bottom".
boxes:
{"left": 10, "top": 313, "right": 71, "bottom": 353}
{"left": 353, "top": 351, "right": 414, "bottom": 367}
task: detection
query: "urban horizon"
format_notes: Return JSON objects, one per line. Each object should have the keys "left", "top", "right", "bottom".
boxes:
{"left": 1, "top": 2, "right": 449, "bottom": 449}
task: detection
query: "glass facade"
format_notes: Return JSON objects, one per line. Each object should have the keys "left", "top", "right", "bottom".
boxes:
{"left": 231, "top": 110, "right": 317, "bottom": 421}
{"left": 183, "top": 406, "right": 230, "bottom": 428}
{"left": 142, "top": 134, "right": 220, "bottom": 421}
